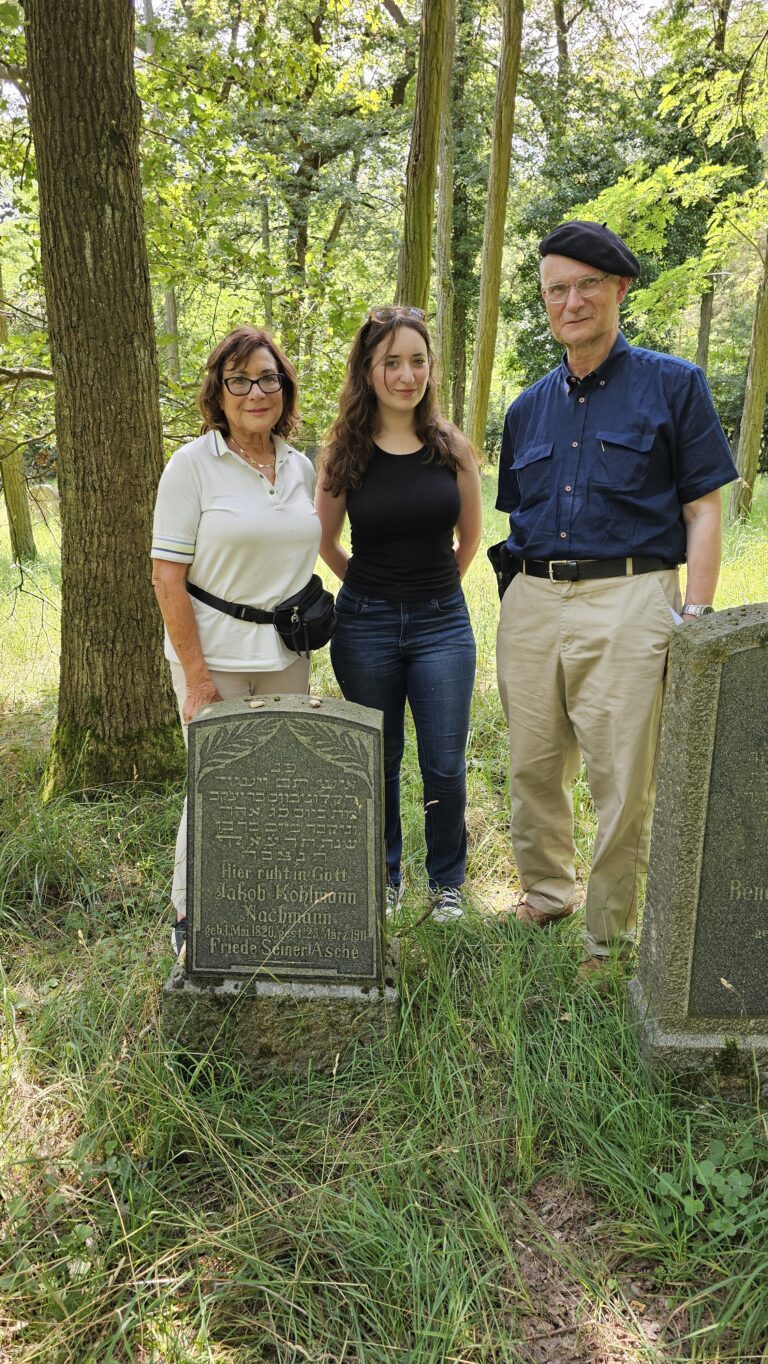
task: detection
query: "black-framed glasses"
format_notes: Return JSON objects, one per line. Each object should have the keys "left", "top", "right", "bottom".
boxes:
{"left": 540, "top": 273, "right": 610, "bottom": 305}
{"left": 223, "top": 372, "right": 284, "bottom": 396}
{"left": 368, "top": 305, "right": 426, "bottom": 323}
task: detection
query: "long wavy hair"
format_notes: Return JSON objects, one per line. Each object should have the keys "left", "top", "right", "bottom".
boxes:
{"left": 321, "top": 312, "right": 460, "bottom": 495}
{"left": 198, "top": 326, "right": 300, "bottom": 439}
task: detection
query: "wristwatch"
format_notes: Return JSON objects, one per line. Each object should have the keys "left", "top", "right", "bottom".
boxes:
{"left": 681, "top": 604, "right": 714, "bottom": 618}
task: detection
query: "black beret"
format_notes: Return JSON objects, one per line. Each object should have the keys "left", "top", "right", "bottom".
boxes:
{"left": 538, "top": 220, "right": 640, "bottom": 277}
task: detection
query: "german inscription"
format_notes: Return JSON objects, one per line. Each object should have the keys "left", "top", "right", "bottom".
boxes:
{"left": 688, "top": 647, "right": 768, "bottom": 1017}
{"left": 186, "top": 696, "right": 385, "bottom": 983}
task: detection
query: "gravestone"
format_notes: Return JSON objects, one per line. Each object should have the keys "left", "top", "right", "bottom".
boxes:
{"left": 628, "top": 604, "right": 768, "bottom": 1076}
{"left": 162, "top": 694, "right": 398, "bottom": 1074}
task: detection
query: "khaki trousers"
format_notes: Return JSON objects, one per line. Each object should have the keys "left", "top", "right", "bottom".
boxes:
{"left": 496, "top": 568, "right": 680, "bottom": 956}
{"left": 169, "top": 657, "right": 311, "bottom": 917}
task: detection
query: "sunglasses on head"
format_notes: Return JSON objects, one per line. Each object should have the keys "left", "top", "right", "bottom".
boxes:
{"left": 368, "top": 305, "right": 426, "bottom": 323}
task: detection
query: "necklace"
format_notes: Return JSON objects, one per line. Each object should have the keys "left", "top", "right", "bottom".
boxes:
{"left": 229, "top": 438, "right": 276, "bottom": 471}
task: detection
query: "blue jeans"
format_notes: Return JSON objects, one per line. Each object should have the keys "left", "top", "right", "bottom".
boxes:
{"left": 330, "top": 585, "right": 476, "bottom": 890}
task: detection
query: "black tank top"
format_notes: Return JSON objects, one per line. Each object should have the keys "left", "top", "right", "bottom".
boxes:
{"left": 345, "top": 445, "right": 461, "bottom": 601}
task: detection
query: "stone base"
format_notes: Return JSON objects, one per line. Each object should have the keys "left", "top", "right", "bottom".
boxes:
{"left": 162, "top": 940, "right": 400, "bottom": 1077}
{"left": 627, "top": 977, "right": 768, "bottom": 1082}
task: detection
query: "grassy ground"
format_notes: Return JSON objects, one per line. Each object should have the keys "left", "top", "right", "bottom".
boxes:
{"left": 1, "top": 481, "right": 767, "bottom": 1363}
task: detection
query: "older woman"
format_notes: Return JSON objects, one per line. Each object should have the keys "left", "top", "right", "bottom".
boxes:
{"left": 152, "top": 326, "right": 321, "bottom": 956}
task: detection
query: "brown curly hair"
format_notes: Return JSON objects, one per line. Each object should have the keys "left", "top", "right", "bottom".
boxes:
{"left": 198, "top": 326, "right": 300, "bottom": 439}
{"left": 321, "top": 312, "right": 460, "bottom": 496}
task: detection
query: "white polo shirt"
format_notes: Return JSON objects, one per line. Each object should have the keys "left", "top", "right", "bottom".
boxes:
{"left": 151, "top": 429, "right": 321, "bottom": 672}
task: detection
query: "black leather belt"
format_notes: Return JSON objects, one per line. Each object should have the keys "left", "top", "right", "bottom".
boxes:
{"left": 521, "top": 556, "right": 676, "bottom": 582}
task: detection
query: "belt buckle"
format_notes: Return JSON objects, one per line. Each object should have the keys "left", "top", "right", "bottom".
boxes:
{"left": 548, "top": 559, "right": 577, "bottom": 582}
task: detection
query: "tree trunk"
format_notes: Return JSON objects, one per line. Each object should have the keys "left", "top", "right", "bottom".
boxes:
{"left": 464, "top": 0, "right": 524, "bottom": 454}
{"left": 434, "top": 0, "right": 456, "bottom": 413}
{"left": 0, "top": 256, "right": 36, "bottom": 561}
{"left": 728, "top": 244, "right": 768, "bottom": 523}
{"left": 395, "top": 0, "right": 449, "bottom": 311}
{"left": 163, "top": 286, "right": 181, "bottom": 381}
{"left": 261, "top": 196, "right": 273, "bottom": 330}
{"left": 695, "top": 276, "right": 715, "bottom": 374}
{"left": 25, "top": 0, "right": 182, "bottom": 796}
{"left": 0, "top": 443, "right": 37, "bottom": 562}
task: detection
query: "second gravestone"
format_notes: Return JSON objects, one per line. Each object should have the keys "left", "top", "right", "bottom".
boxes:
{"left": 629, "top": 604, "right": 768, "bottom": 1075}
{"left": 162, "top": 695, "right": 398, "bottom": 1074}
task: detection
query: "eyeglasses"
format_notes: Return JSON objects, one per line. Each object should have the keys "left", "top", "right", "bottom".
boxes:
{"left": 222, "top": 372, "right": 284, "bottom": 396}
{"left": 541, "top": 274, "right": 610, "bottom": 305}
{"left": 368, "top": 306, "right": 426, "bottom": 323}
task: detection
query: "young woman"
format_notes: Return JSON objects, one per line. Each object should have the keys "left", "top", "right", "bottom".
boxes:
{"left": 316, "top": 306, "right": 482, "bottom": 921}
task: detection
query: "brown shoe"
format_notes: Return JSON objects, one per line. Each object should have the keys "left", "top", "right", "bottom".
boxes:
{"left": 513, "top": 900, "right": 576, "bottom": 928}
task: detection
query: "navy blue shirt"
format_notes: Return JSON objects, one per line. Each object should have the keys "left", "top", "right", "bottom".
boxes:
{"left": 496, "top": 333, "right": 737, "bottom": 563}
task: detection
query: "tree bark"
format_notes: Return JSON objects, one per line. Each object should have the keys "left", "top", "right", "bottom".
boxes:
{"left": 728, "top": 241, "right": 768, "bottom": 523}
{"left": 395, "top": 0, "right": 449, "bottom": 311}
{"left": 261, "top": 196, "right": 273, "bottom": 330}
{"left": 0, "top": 255, "right": 37, "bottom": 561}
{"left": 25, "top": 0, "right": 182, "bottom": 795}
{"left": 163, "top": 287, "right": 181, "bottom": 381}
{"left": 695, "top": 276, "right": 715, "bottom": 373}
{"left": 464, "top": 0, "right": 524, "bottom": 454}
{"left": 434, "top": 0, "right": 456, "bottom": 413}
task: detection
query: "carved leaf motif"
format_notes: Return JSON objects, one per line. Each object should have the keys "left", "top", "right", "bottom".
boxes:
{"left": 195, "top": 718, "right": 282, "bottom": 781}
{"left": 193, "top": 714, "right": 375, "bottom": 792}
{"left": 284, "top": 719, "right": 374, "bottom": 793}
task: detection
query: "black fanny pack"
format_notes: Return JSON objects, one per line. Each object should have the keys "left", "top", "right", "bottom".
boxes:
{"left": 187, "top": 575, "right": 336, "bottom": 657}
{"left": 487, "top": 541, "right": 521, "bottom": 600}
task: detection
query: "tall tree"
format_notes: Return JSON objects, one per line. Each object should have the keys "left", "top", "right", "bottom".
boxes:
{"left": 24, "top": 0, "right": 181, "bottom": 795}
{"left": 464, "top": 0, "right": 524, "bottom": 452}
{"left": 0, "top": 251, "right": 36, "bottom": 562}
{"left": 729, "top": 234, "right": 768, "bottom": 522}
{"left": 395, "top": 0, "right": 450, "bottom": 310}
{"left": 434, "top": 0, "right": 456, "bottom": 410}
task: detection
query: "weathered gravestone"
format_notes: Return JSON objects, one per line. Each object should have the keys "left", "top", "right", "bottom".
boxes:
{"left": 162, "top": 694, "right": 398, "bottom": 1074}
{"left": 628, "top": 604, "right": 768, "bottom": 1075}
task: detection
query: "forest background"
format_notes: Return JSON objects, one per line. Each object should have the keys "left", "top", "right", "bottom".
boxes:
{"left": 1, "top": 0, "right": 767, "bottom": 790}
{"left": 2, "top": 0, "right": 768, "bottom": 490}
{"left": 2, "top": 2, "right": 768, "bottom": 1360}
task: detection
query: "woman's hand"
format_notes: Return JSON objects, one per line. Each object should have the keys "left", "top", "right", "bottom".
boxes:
{"left": 181, "top": 678, "right": 223, "bottom": 723}
{"left": 152, "top": 559, "right": 219, "bottom": 722}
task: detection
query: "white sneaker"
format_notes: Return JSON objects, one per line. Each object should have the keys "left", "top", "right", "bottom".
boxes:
{"left": 385, "top": 881, "right": 404, "bottom": 919}
{"left": 431, "top": 887, "right": 464, "bottom": 923}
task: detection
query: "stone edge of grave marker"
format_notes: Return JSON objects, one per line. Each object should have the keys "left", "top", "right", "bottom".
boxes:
{"left": 187, "top": 693, "right": 385, "bottom": 986}
{"left": 628, "top": 603, "right": 768, "bottom": 1076}
{"left": 162, "top": 938, "right": 400, "bottom": 1077}
{"left": 163, "top": 692, "right": 396, "bottom": 1074}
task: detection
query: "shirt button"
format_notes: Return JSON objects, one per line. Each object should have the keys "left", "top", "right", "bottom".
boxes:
{"left": 578, "top": 397, "right": 586, "bottom": 404}
{"left": 565, "top": 484, "right": 573, "bottom": 492}
{"left": 571, "top": 441, "right": 579, "bottom": 448}
{"left": 599, "top": 380, "right": 605, "bottom": 387}
{"left": 559, "top": 532, "right": 567, "bottom": 539}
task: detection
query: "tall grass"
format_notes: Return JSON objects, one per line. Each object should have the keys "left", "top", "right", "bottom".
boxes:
{"left": 1, "top": 478, "right": 767, "bottom": 1362}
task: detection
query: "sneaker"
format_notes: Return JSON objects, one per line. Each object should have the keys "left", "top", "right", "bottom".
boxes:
{"left": 385, "top": 881, "right": 404, "bottom": 919}
{"left": 171, "top": 916, "right": 187, "bottom": 958}
{"left": 431, "top": 887, "right": 464, "bottom": 923}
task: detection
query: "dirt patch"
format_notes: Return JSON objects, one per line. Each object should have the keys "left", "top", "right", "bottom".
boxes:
{"left": 505, "top": 1179, "right": 686, "bottom": 1362}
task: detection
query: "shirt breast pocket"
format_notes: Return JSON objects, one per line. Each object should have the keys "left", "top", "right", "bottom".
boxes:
{"left": 512, "top": 441, "right": 553, "bottom": 510}
{"left": 594, "top": 430, "right": 654, "bottom": 492}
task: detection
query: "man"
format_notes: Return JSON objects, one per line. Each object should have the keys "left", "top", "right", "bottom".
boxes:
{"left": 495, "top": 220, "right": 737, "bottom": 975}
